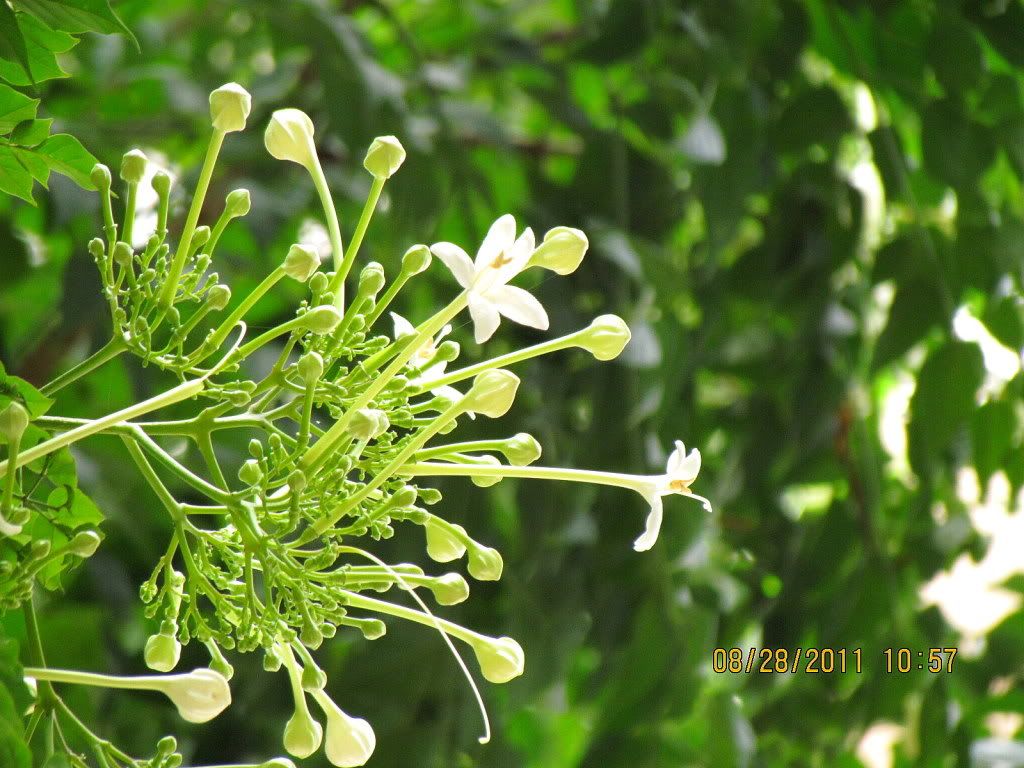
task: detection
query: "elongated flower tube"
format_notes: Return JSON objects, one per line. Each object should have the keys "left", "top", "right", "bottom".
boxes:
{"left": 311, "top": 689, "right": 376, "bottom": 767}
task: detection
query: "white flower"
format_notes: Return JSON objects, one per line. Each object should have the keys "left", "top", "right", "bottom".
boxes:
{"left": 158, "top": 668, "right": 232, "bottom": 723}
{"left": 431, "top": 214, "right": 547, "bottom": 344}
{"left": 313, "top": 690, "right": 377, "bottom": 767}
{"left": 633, "top": 441, "right": 711, "bottom": 552}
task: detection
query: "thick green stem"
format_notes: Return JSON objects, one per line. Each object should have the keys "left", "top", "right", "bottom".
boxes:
{"left": 41, "top": 337, "right": 126, "bottom": 396}
{"left": 327, "top": 176, "right": 385, "bottom": 308}
{"left": 306, "top": 156, "right": 346, "bottom": 308}
{"left": 192, "top": 266, "right": 287, "bottom": 362}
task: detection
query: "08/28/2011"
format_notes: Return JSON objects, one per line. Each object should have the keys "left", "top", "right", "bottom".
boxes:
{"left": 713, "top": 647, "right": 959, "bottom": 674}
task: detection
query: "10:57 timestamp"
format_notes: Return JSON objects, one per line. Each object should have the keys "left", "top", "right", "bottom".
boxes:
{"left": 884, "top": 647, "right": 957, "bottom": 673}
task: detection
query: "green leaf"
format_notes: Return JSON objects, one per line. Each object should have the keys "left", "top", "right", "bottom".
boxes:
{"left": 0, "top": 13, "right": 76, "bottom": 87}
{"left": 0, "top": 83, "right": 36, "bottom": 135}
{"left": 23, "top": 133, "right": 96, "bottom": 189}
{"left": 13, "top": 0, "right": 136, "bottom": 47}
{"left": 0, "top": 143, "right": 34, "bottom": 202}
{"left": 9, "top": 116, "right": 50, "bottom": 145}
{"left": 972, "top": 400, "right": 1015, "bottom": 483}
{"left": 0, "top": 628, "right": 31, "bottom": 768}
{"left": 0, "top": 359, "right": 53, "bottom": 419}
{"left": 0, "top": 4, "right": 31, "bottom": 87}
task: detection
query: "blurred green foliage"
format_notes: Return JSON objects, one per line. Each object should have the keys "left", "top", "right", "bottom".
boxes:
{"left": 4, "top": 0, "right": 1024, "bottom": 766}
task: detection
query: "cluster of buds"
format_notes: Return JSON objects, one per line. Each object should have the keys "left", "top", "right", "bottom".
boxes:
{"left": 2, "top": 82, "right": 710, "bottom": 766}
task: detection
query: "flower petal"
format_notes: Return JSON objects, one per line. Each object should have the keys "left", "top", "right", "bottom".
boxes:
{"left": 474, "top": 214, "right": 516, "bottom": 271}
{"left": 390, "top": 312, "right": 416, "bottom": 339}
{"left": 666, "top": 441, "right": 687, "bottom": 474}
{"left": 468, "top": 293, "right": 501, "bottom": 344}
{"left": 493, "top": 226, "right": 535, "bottom": 285}
{"left": 674, "top": 448, "right": 701, "bottom": 482}
{"left": 431, "top": 242, "right": 475, "bottom": 288}
{"left": 486, "top": 284, "right": 549, "bottom": 330}
{"left": 633, "top": 493, "right": 663, "bottom": 552}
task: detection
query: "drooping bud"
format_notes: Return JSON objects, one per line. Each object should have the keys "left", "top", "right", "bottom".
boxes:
{"left": 301, "top": 305, "right": 343, "bottom": 334}
{"left": 349, "top": 408, "right": 388, "bottom": 441}
{"left": 297, "top": 351, "right": 324, "bottom": 386}
{"left": 283, "top": 708, "right": 323, "bottom": 758}
{"left": 145, "top": 630, "right": 182, "bottom": 672}
{"left": 206, "top": 284, "right": 231, "bottom": 311}
{"left": 424, "top": 519, "right": 466, "bottom": 563}
{"left": 265, "top": 109, "right": 318, "bottom": 169}
{"left": 578, "top": 314, "right": 631, "bottom": 361}
{"left": 363, "top": 135, "right": 406, "bottom": 180}
{"left": 505, "top": 433, "right": 541, "bottom": 466}
{"left": 91, "top": 163, "right": 112, "bottom": 191}
{"left": 157, "top": 669, "right": 232, "bottom": 723}
{"left": 0, "top": 402, "right": 30, "bottom": 443}
{"left": 209, "top": 82, "right": 252, "bottom": 133}
{"left": 472, "top": 636, "right": 525, "bottom": 684}
{"left": 469, "top": 455, "right": 503, "bottom": 488}
{"left": 225, "top": 188, "right": 251, "bottom": 217}
{"left": 463, "top": 369, "right": 520, "bottom": 418}
{"left": 120, "top": 149, "right": 148, "bottom": 184}
{"left": 67, "top": 530, "right": 102, "bottom": 558}
{"left": 283, "top": 244, "right": 321, "bottom": 282}
{"left": 401, "top": 244, "right": 432, "bottom": 275}
{"left": 528, "top": 226, "right": 588, "bottom": 275}
{"left": 430, "top": 573, "right": 470, "bottom": 606}
{"left": 467, "top": 545, "right": 503, "bottom": 581}
{"left": 301, "top": 663, "right": 328, "bottom": 693}
{"left": 315, "top": 691, "right": 377, "bottom": 767}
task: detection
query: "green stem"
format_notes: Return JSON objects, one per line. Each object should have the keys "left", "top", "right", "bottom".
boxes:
{"left": 158, "top": 128, "right": 226, "bottom": 310}
{"left": 192, "top": 266, "right": 287, "bottom": 362}
{"left": 422, "top": 331, "right": 582, "bottom": 391}
{"left": 41, "top": 337, "right": 126, "bottom": 396}
{"left": 122, "top": 180, "right": 138, "bottom": 247}
{"left": 2, "top": 433, "right": 20, "bottom": 518}
{"left": 341, "top": 590, "right": 483, "bottom": 646}
{"left": 306, "top": 156, "right": 346, "bottom": 308}
{"left": 327, "top": 175, "right": 385, "bottom": 308}
{"left": 401, "top": 461, "right": 649, "bottom": 493}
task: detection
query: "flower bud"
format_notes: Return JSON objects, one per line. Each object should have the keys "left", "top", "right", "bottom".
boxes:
{"left": 297, "top": 351, "right": 324, "bottom": 386}
{"left": 30, "top": 539, "right": 50, "bottom": 559}
{"left": 265, "top": 109, "right": 318, "bottom": 169}
{"left": 401, "top": 244, "right": 432, "bottom": 275}
{"left": 363, "top": 135, "right": 406, "bottom": 180}
{"left": 238, "top": 459, "right": 263, "bottom": 486}
{"left": 464, "top": 369, "right": 520, "bottom": 418}
{"left": 434, "top": 340, "right": 460, "bottom": 363}
{"left": 0, "top": 402, "right": 30, "bottom": 443}
{"left": 357, "top": 262, "right": 386, "bottom": 297}
{"left": 316, "top": 692, "right": 376, "bottom": 767}
{"left": 145, "top": 631, "right": 181, "bottom": 672}
{"left": 302, "top": 305, "right": 343, "bottom": 334}
{"left": 288, "top": 469, "right": 307, "bottom": 493}
{"left": 424, "top": 519, "right": 466, "bottom": 563}
{"left": 0, "top": 511, "right": 23, "bottom": 537}
{"left": 156, "top": 735, "right": 178, "bottom": 756}
{"left": 467, "top": 545, "right": 503, "bottom": 581}
{"left": 301, "top": 620, "right": 324, "bottom": 649}
{"left": 430, "top": 573, "right": 470, "bottom": 606}
{"left": 112, "top": 241, "right": 133, "bottom": 267}
{"left": 472, "top": 635, "right": 524, "bottom": 684}
{"left": 67, "top": 530, "right": 101, "bottom": 558}
{"left": 301, "top": 663, "right": 327, "bottom": 693}
{"left": 578, "top": 314, "right": 631, "bottom": 361}
{"left": 120, "top": 149, "right": 148, "bottom": 184}
{"left": 529, "top": 226, "right": 588, "bottom": 275}
{"left": 91, "top": 163, "right": 111, "bottom": 191}
{"left": 506, "top": 433, "right": 541, "bottom": 466}
{"left": 209, "top": 82, "right": 252, "bottom": 133}
{"left": 349, "top": 408, "right": 388, "bottom": 441}
{"left": 209, "top": 655, "right": 234, "bottom": 681}
{"left": 159, "top": 668, "right": 231, "bottom": 723}
{"left": 191, "top": 225, "right": 211, "bottom": 249}
{"left": 261, "top": 759, "right": 298, "bottom": 768}
{"left": 200, "top": 288, "right": 230, "bottom": 316}
{"left": 152, "top": 170, "right": 171, "bottom": 199}
{"left": 225, "top": 188, "right": 251, "bottom": 217}
{"left": 469, "top": 455, "right": 502, "bottom": 488}
{"left": 356, "top": 619, "right": 386, "bottom": 640}
{"left": 391, "top": 486, "right": 418, "bottom": 509}
{"left": 283, "top": 708, "right": 323, "bottom": 758}
{"left": 283, "top": 244, "right": 321, "bottom": 282}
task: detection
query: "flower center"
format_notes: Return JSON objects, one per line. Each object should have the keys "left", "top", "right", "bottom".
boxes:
{"left": 668, "top": 479, "right": 690, "bottom": 493}
{"left": 489, "top": 249, "right": 513, "bottom": 269}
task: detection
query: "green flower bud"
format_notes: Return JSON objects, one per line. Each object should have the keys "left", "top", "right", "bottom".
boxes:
{"left": 357, "top": 262, "right": 386, "bottom": 297}
{"left": 264, "top": 647, "right": 283, "bottom": 672}
{"left": 209, "top": 82, "right": 252, "bottom": 132}
{"left": 467, "top": 545, "right": 503, "bottom": 581}
{"left": 301, "top": 620, "right": 323, "bottom": 649}
{"left": 464, "top": 369, "right": 520, "bottom": 418}
{"left": 261, "top": 758, "right": 298, "bottom": 768}
{"left": 430, "top": 573, "right": 470, "bottom": 606}
{"left": 191, "top": 225, "right": 211, "bottom": 249}
{"left": 470, "top": 455, "right": 502, "bottom": 488}
{"left": 283, "top": 708, "right": 323, "bottom": 758}
{"left": 30, "top": 539, "right": 50, "bottom": 559}
{"left": 302, "top": 305, "right": 343, "bottom": 334}
{"left": 283, "top": 243, "right": 320, "bottom": 282}
{"left": 317, "top": 691, "right": 377, "bottom": 767}
{"left": 578, "top": 314, "right": 631, "bottom": 361}
{"left": 152, "top": 170, "right": 171, "bottom": 199}
{"left": 301, "top": 662, "right": 327, "bottom": 692}
{"left": 67, "top": 530, "right": 101, "bottom": 558}
{"left": 91, "top": 163, "right": 111, "bottom": 191}
{"left": 157, "top": 735, "right": 178, "bottom": 757}
{"left": 349, "top": 408, "right": 388, "bottom": 441}
{"left": 528, "top": 226, "right": 588, "bottom": 275}
{"left": 472, "top": 635, "right": 524, "bottom": 684}
{"left": 238, "top": 459, "right": 263, "bottom": 486}
{"left": 363, "top": 135, "right": 406, "bottom": 179}
{"left": 265, "top": 109, "right": 318, "bottom": 169}
{"left": 309, "top": 271, "right": 330, "bottom": 296}
{"left": 87, "top": 237, "right": 105, "bottom": 260}
{"left": 424, "top": 519, "right": 466, "bottom": 563}
{"left": 209, "top": 655, "right": 234, "bottom": 681}
{"left": 206, "top": 284, "right": 231, "bottom": 311}
{"left": 159, "top": 668, "right": 232, "bottom": 723}
{"left": 225, "top": 188, "right": 251, "bottom": 217}
{"left": 0, "top": 511, "right": 23, "bottom": 538}
{"left": 401, "top": 244, "right": 432, "bottom": 275}
{"left": 0, "top": 402, "right": 29, "bottom": 443}
{"left": 434, "top": 339, "right": 460, "bottom": 363}
{"left": 248, "top": 439, "right": 264, "bottom": 458}
{"left": 297, "top": 351, "right": 324, "bottom": 386}
{"left": 145, "top": 631, "right": 181, "bottom": 672}
{"left": 358, "top": 619, "right": 386, "bottom": 640}
{"left": 506, "top": 433, "right": 542, "bottom": 466}
{"left": 112, "top": 241, "right": 133, "bottom": 267}
{"left": 120, "top": 149, "right": 148, "bottom": 184}
{"left": 391, "top": 486, "right": 418, "bottom": 508}
{"left": 288, "top": 469, "right": 307, "bottom": 493}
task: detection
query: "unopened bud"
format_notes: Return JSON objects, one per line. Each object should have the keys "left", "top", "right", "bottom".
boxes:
{"left": 506, "top": 433, "right": 541, "bottom": 466}
{"left": 265, "top": 109, "right": 318, "bottom": 169}
{"left": 225, "top": 188, "right": 251, "bottom": 217}
{"left": 209, "top": 82, "right": 252, "bottom": 133}
{"left": 424, "top": 519, "right": 466, "bottom": 563}
{"left": 159, "top": 668, "right": 231, "bottom": 723}
{"left": 152, "top": 170, "right": 171, "bottom": 199}
{"left": 467, "top": 545, "right": 503, "bottom": 581}
{"left": 470, "top": 455, "right": 502, "bottom": 488}
{"left": 529, "top": 226, "right": 588, "bottom": 275}
{"left": 464, "top": 369, "right": 520, "bottom": 418}
{"left": 67, "top": 530, "right": 101, "bottom": 558}
{"left": 145, "top": 631, "right": 181, "bottom": 672}
{"left": 472, "top": 635, "right": 524, "bottom": 684}
{"left": 297, "top": 352, "right": 324, "bottom": 386}
{"left": 401, "top": 244, "right": 432, "bottom": 275}
{"left": 91, "top": 163, "right": 111, "bottom": 191}
{"left": 120, "top": 149, "right": 148, "bottom": 184}
{"left": 301, "top": 305, "right": 342, "bottom": 334}
{"left": 316, "top": 690, "right": 377, "bottom": 767}
{"left": 363, "top": 135, "right": 406, "bottom": 180}
{"left": 430, "top": 573, "right": 470, "bottom": 606}
{"left": 301, "top": 663, "right": 327, "bottom": 693}
{"left": 238, "top": 459, "right": 263, "bottom": 486}
{"left": 191, "top": 225, "right": 211, "bottom": 249}
{"left": 283, "top": 708, "right": 323, "bottom": 758}
{"left": 206, "top": 284, "right": 231, "bottom": 311}
{"left": 349, "top": 408, "right": 388, "bottom": 441}
{"left": 0, "top": 402, "right": 30, "bottom": 443}
{"left": 112, "top": 241, "right": 133, "bottom": 267}
{"left": 578, "top": 314, "right": 631, "bottom": 361}
{"left": 357, "top": 262, "right": 385, "bottom": 297}
{"left": 283, "top": 244, "right": 320, "bottom": 282}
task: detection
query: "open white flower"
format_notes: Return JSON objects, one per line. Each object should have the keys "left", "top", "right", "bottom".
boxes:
{"left": 431, "top": 214, "right": 547, "bottom": 344}
{"left": 633, "top": 441, "right": 711, "bottom": 552}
